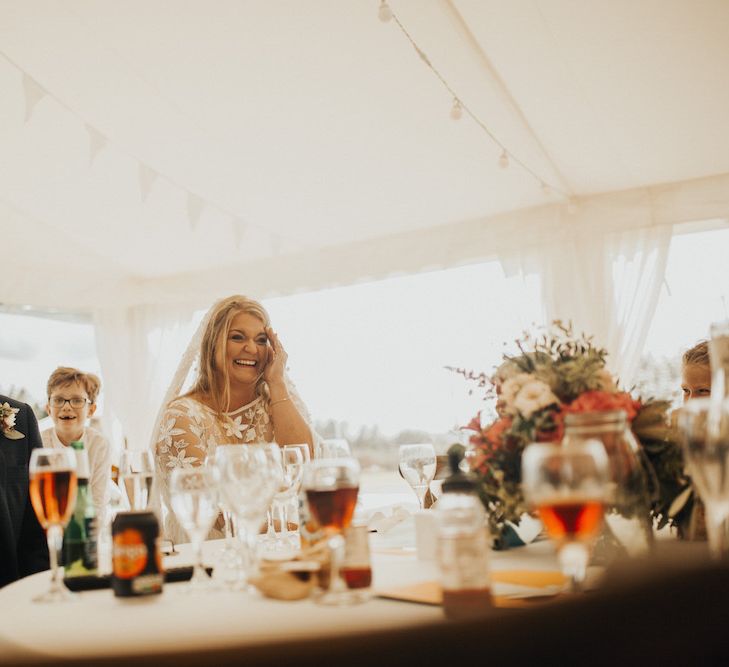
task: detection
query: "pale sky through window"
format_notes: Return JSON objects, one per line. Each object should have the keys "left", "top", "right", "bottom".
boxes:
{"left": 1, "top": 227, "right": 727, "bottom": 438}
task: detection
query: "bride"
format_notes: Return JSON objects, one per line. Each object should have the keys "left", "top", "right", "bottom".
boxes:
{"left": 152, "top": 295, "right": 315, "bottom": 543}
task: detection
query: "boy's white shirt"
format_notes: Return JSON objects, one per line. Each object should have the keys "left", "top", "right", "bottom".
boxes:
{"left": 41, "top": 426, "right": 113, "bottom": 522}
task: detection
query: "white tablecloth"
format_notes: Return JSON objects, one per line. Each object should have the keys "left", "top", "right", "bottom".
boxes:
{"left": 0, "top": 513, "right": 563, "bottom": 664}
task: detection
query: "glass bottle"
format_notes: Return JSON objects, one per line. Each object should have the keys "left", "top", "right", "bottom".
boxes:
{"left": 435, "top": 445, "right": 491, "bottom": 619}
{"left": 562, "top": 411, "right": 654, "bottom": 558}
{"left": 62, "top": 441, "right": 98, "bottom": 577}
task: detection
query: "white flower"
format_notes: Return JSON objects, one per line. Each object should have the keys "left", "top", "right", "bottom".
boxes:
{"left": 0, "top": 402, "right": 24, "bottom": 439}
{"left": 224, "top": 415, "right": 246, "bottom": 439}
{"left": 513, "top": 380, "right": 558, "bottom": 418}
{"left": 499, "top": 373, "right": 535, "bottom": 414}
{"left": 165, "top": 449, "right": 198, "bottom": 469}
{"left": 157, "top": 417, "right": 186, "bottom": 449}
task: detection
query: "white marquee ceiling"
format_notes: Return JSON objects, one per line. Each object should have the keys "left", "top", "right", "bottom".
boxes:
{"left": 1, "top": 0, "right": 729, "bottom": 310}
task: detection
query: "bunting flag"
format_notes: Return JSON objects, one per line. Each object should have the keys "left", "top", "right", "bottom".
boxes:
{"left": 232, "top": 218, "right": 248, "bottom": 249}
{"left": 138, "top": 163, "right": 158, "bottom": 202}
{"left": 186, "top": 192, "right": 204, "bottom": 231}
{"left": 22, "top": 73, "right": 46, "bottom": 122}
{"left": 85, "top": 124, "right": 108, "bottom": 165}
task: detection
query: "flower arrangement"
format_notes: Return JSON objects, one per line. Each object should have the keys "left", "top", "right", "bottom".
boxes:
{"left": 452, "top": 322, "right": 689, "bottom": 548}
{"left": 0, "top": 402, "right": 24, "bottom": 440}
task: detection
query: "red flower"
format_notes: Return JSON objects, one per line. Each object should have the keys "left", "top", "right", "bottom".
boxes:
{"left": 563, "top": 390, "right": 641, "bottom": 422}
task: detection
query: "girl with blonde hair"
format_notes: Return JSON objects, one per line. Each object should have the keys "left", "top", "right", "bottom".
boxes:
{"left": 152, "top": 295, "right": 315, "bottom": 543}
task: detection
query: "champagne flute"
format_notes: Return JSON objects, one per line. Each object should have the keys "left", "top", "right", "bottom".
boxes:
{"left": 119, "top": 450, "right": 155, "bottom": 510}
{"left": 281, "top": 443, "right": 310, "bottom": 546}
{"left": 29, "top": 448, "right": 78, "bottom": 602}
{"left": 522, "top": 440, "right": 609, "bottom": 593}
{"left": 303, "top": 457, "right": 360, "bottom": 605}
{"left": 677, "top": 398, "right": 729, "bottom": 558}
{"left": 170, "top": 466, "right": 219, "bottom": 591}
{"left": 398, "top": 444, "right": 436, "bottom": 509}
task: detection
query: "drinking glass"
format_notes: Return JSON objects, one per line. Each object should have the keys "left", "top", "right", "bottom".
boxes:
{"left": 208, "top": 445, "right": 242, "bottom": 577}
{"left": 170, "top": 466, "right": 219, "bottom": 591}
{"left": 217, "top": 445, "right": 279, "bottom": 587}
{"left": 677, "top": 398, "right": 729, "bottom": 559}
{"left": 399, "top": 444, "right": 436, "bottom": 509}
{"left": 303, "top": 457, "right": 360, "bottom": 605}
{"left": 119, "top": 450, "right": 155, "bottom": 510}
{"left": 272, "top": 446, "right": 305, "bottom": 547}
{"left": 29, "top": 448, "right": 78, "bottom": 602}
{"left": 522, "top": 440, "right": 609, "bottom": 593}
{"left": 319, "top": 438, "right": 352, "bottom": 458}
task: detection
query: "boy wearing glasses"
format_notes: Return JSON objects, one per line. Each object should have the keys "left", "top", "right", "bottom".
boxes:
{"left": 41, "top": 367, "right": 112, "bottom": 521}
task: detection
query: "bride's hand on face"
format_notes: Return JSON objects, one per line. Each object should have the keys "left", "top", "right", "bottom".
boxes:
{"left": 263, "top": 327, "right": 288, "bottom": 386}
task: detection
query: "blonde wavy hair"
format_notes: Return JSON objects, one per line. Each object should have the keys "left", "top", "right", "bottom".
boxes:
{"left": 184, "top": 295, "right": 271, "bottom": 418}
{"left": 683, "top": 340, "right": 710, "bottom": 368}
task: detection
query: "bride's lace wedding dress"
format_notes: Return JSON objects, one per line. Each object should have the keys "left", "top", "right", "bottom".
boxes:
{"left": 154, "top": 389, "right": 314, "bottom": 544}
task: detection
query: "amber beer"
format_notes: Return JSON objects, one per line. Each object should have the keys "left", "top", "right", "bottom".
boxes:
{"left": 537, "top": 499, "right": 604, "bottom": 542}
{"left": 111, "top": 511, "right": 163, "bottom": 597}
{"left": 305, "top": 486, "right": 358, "bottom": 531}
{"left": 29, "top": 470, "right": 77, "bottom": 528}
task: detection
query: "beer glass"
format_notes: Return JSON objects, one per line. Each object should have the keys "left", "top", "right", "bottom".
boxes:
{"left": 522, "top": 440, "right": 609, "bottom": 593}
{"left": 29, "top": 448, "right": 78, "bottom": 602}
{"left": 303, "top": 457, "right": 360, "bottom": 605}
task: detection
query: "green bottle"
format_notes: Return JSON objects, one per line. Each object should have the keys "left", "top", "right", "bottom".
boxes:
{"left": 63, "top": 440, "right": 98, "bottom": 577}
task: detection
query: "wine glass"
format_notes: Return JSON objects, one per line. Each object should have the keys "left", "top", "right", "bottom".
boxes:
{"left": 208, "top": 445, "right": 242, "bottom": 577}
{"left": 119, "top": 450, "right": 155, "bottom": 510}
{"left": 302, "top": 457, "right": 360, "bottom": 605}
{"left": 319, "top": 438, "right": 352, "bottom": 458}
{"left": 170, "top": 466, "right": 219, "bottom": 591}
{"left": 522, "top": 440, "right": 609, "bottom": 593}
{"left": 271, "top": 446, "right": 305, "bottom": 548}
{"left": 28, "top": 448, "right": 78, "bottom": 602}
{"left": 217, "top": 445, "right": 279, "bottom": 587}
{"left": 398, "top": 444, "right": 436, "bottom": 509}
{"left": 677, "top": 397, "right": 729, "bottom": 558}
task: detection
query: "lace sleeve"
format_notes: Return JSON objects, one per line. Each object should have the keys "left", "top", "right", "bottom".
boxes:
{"left": 154, "top": 399, "right": 211, "bottom": 543}
{"left": 155, "top": 399, "right": 208, "bottom": 475}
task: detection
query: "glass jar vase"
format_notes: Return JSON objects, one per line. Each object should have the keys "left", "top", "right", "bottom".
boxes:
{"left": 562, "top": 410, "right": 655, "bottom": 558}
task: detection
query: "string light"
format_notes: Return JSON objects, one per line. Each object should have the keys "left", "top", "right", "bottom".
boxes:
{"left": 378, "top": 1, "right": 392, "bottom": 23}
{"left": 498, "top": 150, "right": 509, "bottom": 170}
{"left": 378, "top": 2, "right": 571, "bottom": 200}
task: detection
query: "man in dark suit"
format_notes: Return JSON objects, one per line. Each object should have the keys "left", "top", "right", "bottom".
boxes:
{"left": 0, "top": 395, "right": 49, "bottom": 587}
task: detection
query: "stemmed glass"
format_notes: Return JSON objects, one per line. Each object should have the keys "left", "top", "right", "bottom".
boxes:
{"left": 28, "top": 448, "right": 78, "bottom": 602}
{"left": 271, "top": 446, "right": 305, "bottom": 549}
{"left": 208, "top": 445, "right": 242, "bottom": 577}
{"left": 320, "top": 438, "right": 352, "bottom": 458}
{"left": 303, "top": 457, "right": 360, "bottom": 605}
{"left": 522, "top": 440, "right": 609, "bottom": 593}
{"left": 170, "top": 466, "right": 219, "bottom": 592}
{"left": 677, "top": 398, "right": 729, "bottom": 558}
{"left": 398, "top": 444, "right": 436, "bottom": 509}
{"left": 217, "top": 445, "right": 280, "bottom": 587}
{"left": 119, "top": 450, "right": 155, "bottom": 510}
{"left": 281, "top": 444, "right": 310, "bottom": 546}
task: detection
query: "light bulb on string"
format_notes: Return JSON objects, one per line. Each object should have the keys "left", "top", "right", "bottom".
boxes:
{"left": 498, "top": 150, "right": 509, "bottom": 170}
{"left": 450, "top": 98, "right": 462, "bottom": 121}
{"left": 378, "top": 0, "right": 392, "bottom": 22}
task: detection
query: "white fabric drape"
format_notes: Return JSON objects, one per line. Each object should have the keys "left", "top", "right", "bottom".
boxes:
{"left": 93, "top": 304, "right": 197, "bottom": 452}
{"left": 501, "top": 206, "right": 672, "bottom": 388}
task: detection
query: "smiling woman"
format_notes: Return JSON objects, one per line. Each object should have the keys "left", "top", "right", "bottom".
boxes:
{"left": 152, "top": 295, "right": 316, "bottom": 544}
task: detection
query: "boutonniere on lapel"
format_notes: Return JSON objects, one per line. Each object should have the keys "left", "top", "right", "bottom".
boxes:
{"left": 0, "top": 402, "right": 24, "bottom": 440}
